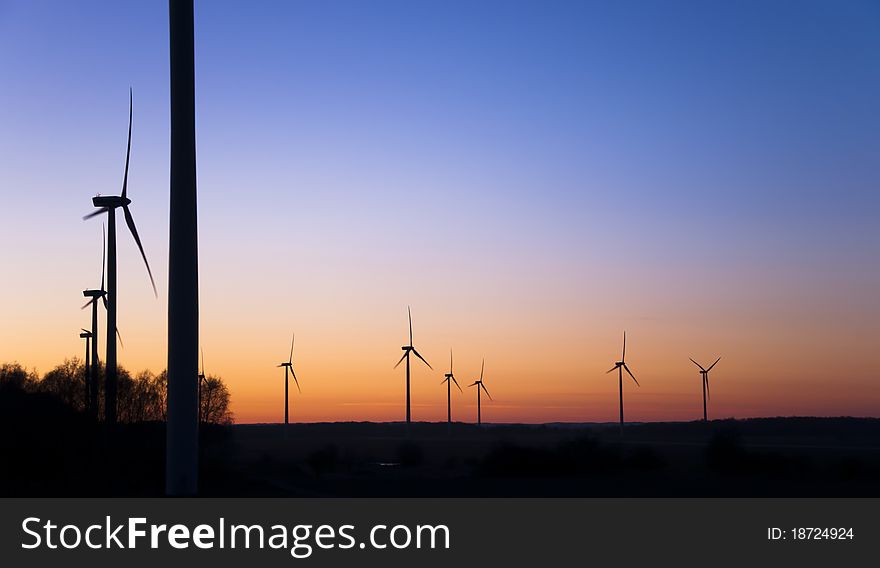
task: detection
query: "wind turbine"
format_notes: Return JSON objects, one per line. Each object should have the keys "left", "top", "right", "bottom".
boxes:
{"left": 468, "top": 358, "right": 492, "bottom": 425}
{"left": 278, "top": 333, "right": 301, "bottom": 425}
{"left": 197, "top": 348, "right": 206, "bottom": 424}
{"left": 440, "top": 348, "right": 462, "bottom": 424}
{"left": 81, "top": 225, "right": 107, "bottom": 419}
{"left": 79, "top": 329, "right": 92, "bottom": 412}
{"left": 606, "top": 332, "right": 639, "bottom": 434}
{"left": 83, "top": 88, "right": 157, "bottom": 426}
{"left": 394, "top": 306, "right": 432, "bottom": 424}
{"left": 690, "top": 357, "right": 721, "bottom": 422}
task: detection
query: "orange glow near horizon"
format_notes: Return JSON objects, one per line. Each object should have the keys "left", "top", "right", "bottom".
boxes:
{"left": 5, "top": 279, "right": 878, "bottom": 424}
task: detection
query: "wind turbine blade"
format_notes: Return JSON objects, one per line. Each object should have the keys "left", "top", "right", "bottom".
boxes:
{"left": 622, "top": 331, "right": 626, "bottom": 362}
{"left": 481, "top": 383, "right": 493, "bottom": 400}
{"left": 116, "top": 327, "right": 124, "bottom": 349}
{"left": 707, "top": 357, "right": 721, "bottom": 372}
{"left": 408, "top": 306, "right": 413, "bottom": 345}
{"left": 623, "top": 364, "right": 639, "bottom": 387}
{"left": 122, "top": 205, "right": 157, "bottom": 297}
{"left": 480, "top": 358, "right": 484, "bottom": 382}
{"left": 121, "top": 88, "right": 132, "bottom": 199}
{"left": 101, "top": 295, "right": 108, "bottom": 310}
{"left": 468, "top": 381, "right": 478, "bottom": 387}
{"left": 81, "top": 299, "right": 94, "bottom": 310}
{"left": 81, "top": 328, "right": 90, "bottom": 334}
{"left": 452, "top": 376, "right": 462, "bottom": 392}
{"left": 449, "top": 348, "right": 453, "bottom": 374}
{"left": 291, "top": 368, "right": 301, "bottom": 393}
{"left": 101, "top": 223, "right": 106, "bottom": 290}
{"left": 705, "top": 376, "right": 710, "bottom": 400}
{"left": 83, "top": 207, "right": 109, "bottom": 221}
{"left": 200, "top": 347, "right": 205, "bottom": 376}
{"left": 289, "top": 332, "right": 295, "bottom": 364}
{"left": 393, "top": 351, "right": 407, "bottom": 369}
{"left": 689, "top": 357, "right": 706, "bottom": 372}
{"left": 412, "top": 348, "right": 432, "bottom": 370}
{"left": 606, "top": 365, "right": 618, "bottom": 374}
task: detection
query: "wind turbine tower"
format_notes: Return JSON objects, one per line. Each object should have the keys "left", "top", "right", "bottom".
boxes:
{"left": 394, "top": 307, "right": 432, "bottom": 424}
{"left": 606, "top": 332, "right": 640, "bottom": 435}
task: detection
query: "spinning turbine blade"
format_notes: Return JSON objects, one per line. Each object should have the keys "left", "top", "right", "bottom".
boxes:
{"left": 480, "top": 383, "right": 492, "bottom": 400}
{"left": 393, "top": 351, "right": 408, "bottom": 369}
{"left": 101, "top": 223, "right": 106, "bottom": 290}
{"left": 291, "top": 368, "right": 301, "bottom": 393}
{"left": 451, "top": 376, "right": 462, "bottom": 392}
{"left": 623, "top": 364, "right": 640, "bottom": 386}
{"left": 123, "top": 205, "right": 157, "bottom": 296}
{"left": 690, "top": 358, "right": 706, "bottom": 372}
{"left": 707, "top": 357, "right": 721, "bottom": 372}
{"left": 412, "top": 348, "right": 432, "bottom": 369}
{"left": 121, "top": 88, "right": 132, "bottom": 199}
{"left": 289, "top": 333, "right": 295, "bottom": 364}
{"left": 83, "top": 207, "right": 109, "bottom": 221}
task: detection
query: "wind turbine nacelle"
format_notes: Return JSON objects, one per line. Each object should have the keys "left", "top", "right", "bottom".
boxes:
{"left": 401, "top": 346, "right": 411, "bottom": 351}
{"left": 83, "top": 289, "right": 104, "bottom": 297}
{"left": 79, "top": 332, "right": 91, "bottom": 338}
{"left": 92, "top": 195, "right": 130, "bottom": 208}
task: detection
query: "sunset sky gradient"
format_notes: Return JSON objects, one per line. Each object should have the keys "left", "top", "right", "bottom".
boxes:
{"left": 1, "top": 0, "right": 878, "bottom": 423}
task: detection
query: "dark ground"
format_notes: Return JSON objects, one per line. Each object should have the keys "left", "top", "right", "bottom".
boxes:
{"left": 2, "top": 386, "right": 878, "bottom": 496}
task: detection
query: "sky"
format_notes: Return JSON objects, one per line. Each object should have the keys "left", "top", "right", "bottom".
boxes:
{"left": 1, "top": 0, "right": 878, "bottom": 423}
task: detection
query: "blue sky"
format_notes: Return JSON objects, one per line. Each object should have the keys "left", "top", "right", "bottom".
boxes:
{"left": 1, "top": 1, "right": 878, "bottom": 421}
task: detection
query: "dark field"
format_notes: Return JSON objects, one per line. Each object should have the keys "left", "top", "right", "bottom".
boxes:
{"left": 2, "top": 388, "right": 878, "bottom": 497}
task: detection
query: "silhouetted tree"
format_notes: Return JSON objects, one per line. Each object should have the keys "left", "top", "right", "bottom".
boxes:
{"left": 39, "top": 358, "right": 86, "bottom": 412}
{"left": 1, "top": 360, "right": 232, "bottom": 425}
{"left": 200, "top": 375, "right": 233, "bottom": 425}
{"left": 145, "top": 370, "right": 168, "bottom": 422}
{"left": 0, "top": 362, "right": 38, "bottom": 393}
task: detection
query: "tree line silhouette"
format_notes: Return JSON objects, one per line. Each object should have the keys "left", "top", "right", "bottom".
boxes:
{"left": 0, "top": 360, "right": 232, "bottom": 425}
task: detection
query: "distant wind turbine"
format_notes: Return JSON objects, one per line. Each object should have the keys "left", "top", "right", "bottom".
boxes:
{"left": 79, "top": 329, "right": 92, "bottom": 412}
{"left": 468, "top": 358, "right": 492, "bottom": 425}
{"left": 198, "top": 348, "right": 206, "bottom": 424}
{"left": 441, "top": 348, "right": 462, "bottom": 424}
{"left": 81, "top": 225, "right": 107, "bottom": 419}
{"left": 690, "top": 356, "right": 721, "bottom": 422}
{"left": 278, "top": 333, "right": 301, "bottom": 425}
{"left": 606, "top": 332, "right": 639, "bottom": 434}
{"left": 394, "top": 307, "right": 432, "bottom": 424}
{"left": 83, "top": 89, "right": 157, "bottom": 425}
